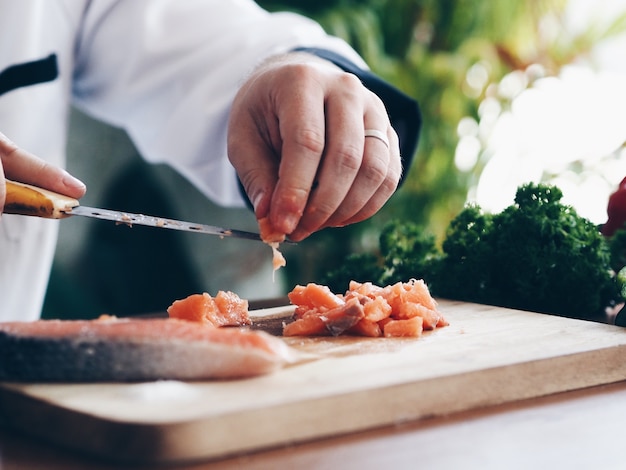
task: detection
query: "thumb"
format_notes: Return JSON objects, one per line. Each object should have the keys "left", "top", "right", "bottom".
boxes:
{"left": 0, "top": 132, "right": 86, "bottom": 199}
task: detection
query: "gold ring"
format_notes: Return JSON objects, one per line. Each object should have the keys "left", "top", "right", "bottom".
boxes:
{"left": 364, "top": 129, "right": 390, "bottom": 149}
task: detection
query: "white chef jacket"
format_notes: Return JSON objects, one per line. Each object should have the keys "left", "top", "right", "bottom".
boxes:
{"left": 0, "top": 0, "right": 368, "bottom": 321}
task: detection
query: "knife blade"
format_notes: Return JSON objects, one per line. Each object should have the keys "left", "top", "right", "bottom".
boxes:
{"left": 3, "top": 180, "right": 264, "bottom": 242}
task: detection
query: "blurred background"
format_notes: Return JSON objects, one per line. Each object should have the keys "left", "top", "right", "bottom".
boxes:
{"left": 43, "top": 0, "right": 626, "bottom": 318}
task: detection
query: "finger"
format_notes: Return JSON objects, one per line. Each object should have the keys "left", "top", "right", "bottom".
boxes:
{"left": 0, "top": 132, "right": 86, "bottom": 199}
{"left": 269, "top": 71, "right": 328, "bottom": 235}
{"left": 322, "top": 103, "right": 396, "bottom": 228}
{"left": 341, "top": 129, "right": 402, "bottom": 226}
{"left": 290, "top": 73, "right": 366, "bottom": 239}
{"left": 227, "top": 111, "right": 280, "bottom": 220}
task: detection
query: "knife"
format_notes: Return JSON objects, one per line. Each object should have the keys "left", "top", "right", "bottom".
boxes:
{"left": 3, "top": 180, "right": 264, "bottom": 242}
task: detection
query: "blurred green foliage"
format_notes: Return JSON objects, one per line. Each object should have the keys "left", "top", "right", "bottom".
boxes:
{"left": 257, "top": 0, "right": 625, "bottom": 287}
{"left": 323, "top": 183, "right": 625, "bottom": 322}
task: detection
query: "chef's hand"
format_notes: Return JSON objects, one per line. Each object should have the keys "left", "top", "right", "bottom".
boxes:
{"left": 227, "top": 52, "right": 401, "bottom": 242}
{"left": 0, "top": 132, "right": 86, "bottom": 214}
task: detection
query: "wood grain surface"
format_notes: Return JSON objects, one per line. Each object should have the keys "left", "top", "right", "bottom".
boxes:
{"left": 1, "top": 300, "right": 625, "bottom": 465}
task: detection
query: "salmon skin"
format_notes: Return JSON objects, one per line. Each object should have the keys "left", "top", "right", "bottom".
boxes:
{"left": 0, "top": 317, "right": 294, "bottom": 382}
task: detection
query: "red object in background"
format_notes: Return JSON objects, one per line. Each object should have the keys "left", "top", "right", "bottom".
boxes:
{"left": 602, "top": 177, "right": 626, "bottom": 237}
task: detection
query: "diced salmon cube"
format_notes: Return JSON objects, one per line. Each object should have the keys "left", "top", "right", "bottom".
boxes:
{"left": 288, "top": 283, "right": 345, "bottom": 311}
{"left": 383, "top": 317, "right": 424, "bottom": 338}
{"left": 321, "top": 298, "right": 365, "bottom": 336}
{"left": 395, "top": 302, "right": 441, "bottom": 330}
{"left": 349, "top": 319, "right": 383, "bottom": 337}
{"left": 213, "top": 291, "right": 251, "bottom": 327}
{"left": 348, "top": 280, "right": 384, "bottom": 298}
{"left": 167, "top": 293, "right": 212, "bottom": 324}
{"left": 283, "top": 315, "right": 328, "bottom": 336}
{"left": 167, "top": 291, "right": 251, "bottom": 327}
{"left": 363, "top": 296, "right": 392, "bottom": 322}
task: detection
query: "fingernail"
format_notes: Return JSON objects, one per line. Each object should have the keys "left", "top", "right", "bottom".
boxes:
{"left": 62, "top": 171, "right": 86, "bottom": 192}
{"left": 252, "top": 191, "right": 264, "bottom": 212}
{"left": 282, "top": 213, "right": 300, "bottom": 234}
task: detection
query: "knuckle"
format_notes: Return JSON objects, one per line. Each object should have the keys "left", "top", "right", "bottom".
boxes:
{"left": 293, "top": 127, "right": 325, "bottom": 156}
{"left": 306, "top": 198, "right": 333, "bottom": 220}
{"left": 362, "top": 154, "right": 389, "bottom": 185}
{"left": 382, "top": 162, "right": 401, "bottom": 193}
{"left": 337, "top": 72, "right": 364, "bottom": 94}
{"left": 365, "top": 88, "right": 387, "bottom": 113}
{"left": 276, "top": 185, "right": 309, "bottom": 210}
{"left": 332, "top": 73, "right": 366, "bottom": 108}
{"left": 334, "top": 144, "right": 362, "bottom": 173}
{"left": 237, "top": 168, "right": 265, "bottom": 196}
{"left": 279, "top": 62, "right": 320, "bottom": 91}
{"left": 300, "top": 199, "right": 335, "bottom": 229}
{"left": 284, "top": 62, "right": 312, "bottom": 78}
{"left": 1, "top": 142, "right": 19, "bottom": 161}
{"left": 380, "top": 171, "right": 400, "bottom": 195}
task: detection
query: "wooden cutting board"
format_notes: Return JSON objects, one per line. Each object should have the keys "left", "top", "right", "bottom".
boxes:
{"left": 1, "top": 300, "right": 626, "bottom": 465}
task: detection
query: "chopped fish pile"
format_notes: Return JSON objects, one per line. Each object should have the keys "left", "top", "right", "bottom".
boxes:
{"left": 284, "top": 279, "right": 448, "bottom": 338}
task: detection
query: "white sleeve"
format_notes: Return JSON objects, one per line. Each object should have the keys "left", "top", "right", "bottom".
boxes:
{"left": 71, "top": 0, "right": 366, "bottom": 207}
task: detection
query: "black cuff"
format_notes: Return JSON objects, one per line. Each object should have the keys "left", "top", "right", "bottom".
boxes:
{"left": 293, "top": 47, "right": 421, "bottom": 181}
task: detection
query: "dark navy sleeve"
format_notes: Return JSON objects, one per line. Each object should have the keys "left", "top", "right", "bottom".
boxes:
{"left": 293, "top": 47, "right": 421, "bottom": 180}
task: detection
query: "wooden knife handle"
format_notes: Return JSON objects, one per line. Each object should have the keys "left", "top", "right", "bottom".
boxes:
{"left": 3, "top": 180, "right": 79, "bottom": 219}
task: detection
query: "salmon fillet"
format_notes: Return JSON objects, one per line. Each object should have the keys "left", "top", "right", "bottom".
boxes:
{"left": 0, "top": 317, "right": 294, "bottom": 382}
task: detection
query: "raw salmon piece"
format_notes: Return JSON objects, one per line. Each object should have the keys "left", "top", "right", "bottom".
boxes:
{"left": 348, "top": 280, "right": 385, "bottom": 299}
{"left": 395, "top": 302, "right": 441, "bottom": 330}
{"left": 349, "top": 280, "right": 442, "bottom": 326}
{"left": 283, "top": 298, "right": 364, "bottom": 337}
{"left": 213, "top": 291, "right": 251, "bottom": 326}
{"left": 362, "top": 296, "right": 392, "bottom": 323}
{"left": 269, "top": 243, "right": 286, "bottom": 272}
{"left": 0, "top": 317, "right": 294, "bottom": 382}
{"left": 167, "top": 293, "right": 210, "bottom": 323}
{"left": 383, "top": 316, "right": 424, "bottom": 338}
{"left": 258, "top": 216, "right": 286, "bottom": 243}
{"left": 382, "top": 279, "right": 438, "bottom": 313}
{"left": 283, "top": 315, "right": 328, "bottom": 337}
{"left": 322, "top": 299, "right": 365, "bottom": 336}
{"left": 349, "top": 319, "right": 382, "bottom": 337}
{"left": 380, "top": 279, "right": 445, "bottom": 328}
{"left": 288, "top": 283, "right": 345, "bottom": 311}
{"left": 377, "top": 316, "right": 393, "bottom": 329}
{"left": 284, "top": 279, "right": 447, "bottom": 338}
{"left": 381, "top": 282, "right": 405, "bottom": 313}
{"left": 293, "top": 305, "right": 317, "bottom": 320}
{"left": 409, "top": 280, "right": 439, "bottom": 311}
{"left": 258, "top": 217, "right": 287, "bottom": 273}
{"left": 167, "top": 291, "right": 251, "bottom": 327}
